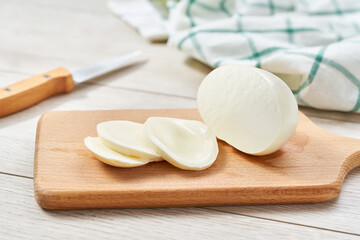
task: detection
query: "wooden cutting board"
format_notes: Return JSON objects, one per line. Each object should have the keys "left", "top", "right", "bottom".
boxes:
{"left": 34, "top": 109, "right": 360, "bottom": 209}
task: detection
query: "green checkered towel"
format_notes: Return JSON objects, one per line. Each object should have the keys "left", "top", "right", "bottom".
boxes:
{"left": 109, "top": 0, "right": 360, "bottom": 113}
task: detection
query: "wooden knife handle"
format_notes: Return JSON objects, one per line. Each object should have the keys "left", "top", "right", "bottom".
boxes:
{"left": 0, "top": 67, "right": 74, "bottom": 117}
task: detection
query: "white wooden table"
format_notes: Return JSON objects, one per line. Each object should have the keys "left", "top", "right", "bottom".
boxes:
{"left": 0, "top": 1, "right": 359, "bottom": 239}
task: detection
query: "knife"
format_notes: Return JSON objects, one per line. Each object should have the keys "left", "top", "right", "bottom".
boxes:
{"left": 0, "top": 50, "right": 142, "bottom": 118}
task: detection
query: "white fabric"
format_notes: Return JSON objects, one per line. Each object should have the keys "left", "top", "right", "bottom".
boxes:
{"left": 108, "top": 0, "right": 360, "bottom": 113}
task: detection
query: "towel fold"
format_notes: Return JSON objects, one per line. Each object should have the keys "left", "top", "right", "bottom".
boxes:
{"left": 109, "top": 0, "right": 360, "bottom": 113}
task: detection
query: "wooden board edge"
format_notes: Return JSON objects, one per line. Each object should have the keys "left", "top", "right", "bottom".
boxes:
{"left": 34, "top": 184, "right": 342, "bottom": 210}
{"left": 33, "top": 111, "right": 49, "bottom": 209}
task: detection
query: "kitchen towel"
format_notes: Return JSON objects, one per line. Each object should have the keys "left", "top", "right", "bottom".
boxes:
{"left": 109, "top": 0, "right": 360, "bottom": 112}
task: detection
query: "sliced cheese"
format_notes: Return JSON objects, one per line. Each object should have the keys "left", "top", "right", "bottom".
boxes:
{"left": 97, "top": 121, "right": 161, "bottom": 161}
{"left": 84, "top": 137, "right": 150, "bottom": 167}
{"left": 197, "top": 65, "right": 298, "bottom": 155}
{"left": 143, "top": 117, "right": 219, "bottom": 170}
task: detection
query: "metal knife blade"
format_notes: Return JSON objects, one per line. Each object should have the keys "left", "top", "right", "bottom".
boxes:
{"left": 71, "top": 50, "right": 142, "bottom": 83}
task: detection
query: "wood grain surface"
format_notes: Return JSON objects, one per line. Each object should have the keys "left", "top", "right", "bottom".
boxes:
{"left": 0, "top": 68, "right": 74, "bottom": 117}
{"left": 5, "top": 175, "right": 360, "bottom": 240}
{"left": 34, "top": 109, "right": 360, "bottom": 209}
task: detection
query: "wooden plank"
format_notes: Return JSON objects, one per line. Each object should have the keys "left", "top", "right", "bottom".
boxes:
{"left": 7, "top": 0, "right": 108, "bottom": 13}
{"left": 300, "top": 107, "right": 360, "bottom": 123}
{"left": 208, "top": 168, "right": 360, "bottom": 235}
{"left": 305, "top": 117, "right": 360, "bottom": 139}
{"left": 0, "top": 0, "right": 145, "bottom": 66}
{"left": 34, "top": 109, "right": 360, "bottom": 209}
{"left": 87, "top": 50, "right": 209, "bottom": 99}
{"left": 1, "top": 174, "right": 358, "bottom": 239}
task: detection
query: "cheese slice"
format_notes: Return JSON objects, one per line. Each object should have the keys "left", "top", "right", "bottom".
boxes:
{"left": 84, "top": 137, "right": 150, "bottom": 167}
{"left": 143, "top": 117, "right": 219, "bottom": 170}
{"left": 97, "top": 121, "right": 161, "bottom": 161}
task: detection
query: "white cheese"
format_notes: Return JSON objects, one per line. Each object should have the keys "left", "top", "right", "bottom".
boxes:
{"left": 84, "top": 137, "right": 150, "bottom": 167}
{"left": 197, "top": 65, "right": 298, "bottom": 155}
{"left": 143, "top": 117, "right": 219, "bottom": 170}
{"left": 97, "top": 121, "right": 161, "bottom": 161}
